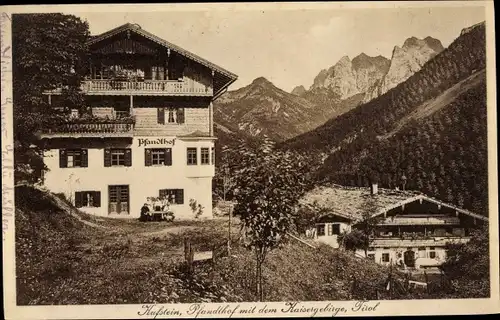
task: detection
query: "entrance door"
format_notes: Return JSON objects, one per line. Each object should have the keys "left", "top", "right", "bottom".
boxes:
{"left": 108, "top": 185, "right": 129, "bottom": 215}
{"left": 403, "top": 250, "right": 416, "bottom": 268}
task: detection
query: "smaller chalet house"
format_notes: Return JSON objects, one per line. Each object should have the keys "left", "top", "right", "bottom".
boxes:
{"left": 300, "top": 184, "right": 488, "bottom": 270}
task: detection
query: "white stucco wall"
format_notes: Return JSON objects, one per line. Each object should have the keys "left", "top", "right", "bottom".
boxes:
{"left": 356, "top": 246, "right": 448, "bottom": 269}
{"left": 315, "top": 222, "right": 351, "bottom": 248}
{"left": 43, "top": 136, "right": 214, "bottom": 220}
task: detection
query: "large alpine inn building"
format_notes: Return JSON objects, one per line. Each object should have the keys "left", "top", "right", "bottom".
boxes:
{"left": 300, "top": 184, "right": 488, "bottom": 270}
{"left": 40, "top": 23, "right": 237, "bottom": 220}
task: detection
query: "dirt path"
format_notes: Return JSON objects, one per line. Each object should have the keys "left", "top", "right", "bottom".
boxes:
{"left": 138, "top": 225, "right": 199, "bottom": 237}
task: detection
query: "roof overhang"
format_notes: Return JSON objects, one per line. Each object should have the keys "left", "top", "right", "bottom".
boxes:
{"left": 367, "top": 194, "right": 488, "bottom": 223}
{"left": 87, "top": 23, "right": 238, "bottom": 98}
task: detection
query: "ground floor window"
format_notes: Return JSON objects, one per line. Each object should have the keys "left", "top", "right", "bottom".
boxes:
{"left": 317, "top": 224, "right": 325, "bottom": 236}
{"left": 108, "top": 185, "right": 129, "bottom": 215}
{"left": 429, "top": 247, "right": 437, "bottom": 259}
{"left": 75, "top": 191, "right": 101, "bottom": 208}
{"left": 382, "top": 253, "right": 390, "bottom": 263}
{"left": 159, "top": 189, "right": 184, "bottom": 205}
{"left": 418, "top": 247, "right": 426, "bottom": 258}
{"left": 332, "top": 223, "right": 341, "bottom": 235}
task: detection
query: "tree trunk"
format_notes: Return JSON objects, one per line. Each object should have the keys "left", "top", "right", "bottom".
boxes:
{"left": 255, "top": 249, "right": 261, "bottom": 301}
{"left": 255, "top": 248, "right": 265, "bottom": 301}
{"left": 228, "top": 206, "right": 232, "bottom": 256}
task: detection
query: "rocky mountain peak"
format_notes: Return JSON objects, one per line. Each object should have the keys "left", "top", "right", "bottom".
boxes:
{"left": 251, "top": 77, "right": 273, "bottom": 87}
{"left": 402, "top": 36, "right": 422, "bottom": 49}
{"left": 336, "top": 55, "right": 351, "bottom": 66}
{"left": 363, "top": 35, "right": 444, "bottom": 103}
{"left": 291, "top": 85, "right": 307, "bottom": 96}
{"left": 352, "top": 53, "right": 390, "bottom": 74}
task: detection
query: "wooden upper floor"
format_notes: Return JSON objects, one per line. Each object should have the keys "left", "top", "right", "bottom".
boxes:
{"left": 41, "top": 96, "right": 214, "bottom": 138}
{"left": 44, "top": 23, "right": 237, "bottom": 98}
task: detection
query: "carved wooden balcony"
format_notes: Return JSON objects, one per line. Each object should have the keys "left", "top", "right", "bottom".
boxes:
{"left": 370, "top": 237, "right": 471, "bottom": 248}
{"left": 40, "top": 119, "right": 135, "bottom": 138}
{"left": 79, "top": 79, "right": 213, "bottom": 96}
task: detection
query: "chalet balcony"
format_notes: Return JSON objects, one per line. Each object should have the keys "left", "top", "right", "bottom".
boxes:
{"left": 40, "top": 118, "right": 135, "bottom": 138}
{"left": 371, "top": 237, "right": 471, "bottom": 248}
{"left": 79, "top": 79, "right": 213, "bottom": 96}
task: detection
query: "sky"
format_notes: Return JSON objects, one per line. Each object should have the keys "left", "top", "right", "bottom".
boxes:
{"left": 70, "top": 5, "right": 486, "bottom": 92}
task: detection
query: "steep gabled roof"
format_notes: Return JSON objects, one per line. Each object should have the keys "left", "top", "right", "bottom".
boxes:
{"left": 88, "top": 23, "right": 237, "bottom": 79}
{"left": 87, "top": 23, "right": 237, "bottom": 98}
{"left": 300, "top": 184, "right": 488, "bottom": 223}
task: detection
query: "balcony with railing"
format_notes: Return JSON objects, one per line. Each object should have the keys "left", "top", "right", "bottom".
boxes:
{"left": 370, "top": 237, "right": 471, "bottom": 248}
{"left": 40, "top": 116, "right": 135, "bottom": 138}
{"left": 79, "top": 79, "right": 213, "bottom": 96}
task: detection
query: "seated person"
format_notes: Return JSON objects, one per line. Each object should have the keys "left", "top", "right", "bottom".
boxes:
{"left": 139, "top": 203, "right": 150, "bottom": 222}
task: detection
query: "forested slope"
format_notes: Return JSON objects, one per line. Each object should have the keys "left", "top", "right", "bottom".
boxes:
{"left": 282, "top": 22, "right": 488, "bottom": 216}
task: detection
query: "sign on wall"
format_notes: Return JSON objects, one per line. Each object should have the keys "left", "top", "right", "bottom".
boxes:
{"left": 137, "top": 138, "right": 176, "bottom": 147}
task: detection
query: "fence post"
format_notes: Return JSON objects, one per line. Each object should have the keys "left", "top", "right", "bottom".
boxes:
{"left": 424, "top": 270, "right": 429, "bottom": 294}
{"left": 184, "top": 237, "right": 193, "bottom": 276}
{"left": 212, "top": 245, "right": 217, "bottom": 266}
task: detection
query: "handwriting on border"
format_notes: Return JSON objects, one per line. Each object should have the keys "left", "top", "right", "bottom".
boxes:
{"left": 1, "top": 11, "right": 14, "bottom": 241}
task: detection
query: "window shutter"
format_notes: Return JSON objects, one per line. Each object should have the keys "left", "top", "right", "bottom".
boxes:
{"left": 177, "top": 108, "right": 185, "bottom": 124}
{"left": 125, "top": 149, "right": 132, "bottom": 167}
{"left": 145, "top": 149, "right": 152, "bottom": 166}
{"left": 75, "top": 192, "right": 83, "bottom": 208}
{"left": 81, "top": 149, "right": 88, "bottom": 167}
{"left": 165, "top": 148, "right": 172, "bottom": 166}
{"left": 104, "top": 149, "right": 111, "bottom": 167}
{"left": 176, "top": 189, "right": 184, "bottom": 204}
{"left": 157, "top": 107, "right": 165, "bottom": 124}
{"left": 59, "top": 149, "right": 67, "bottom": 168}
{"left": 93, "top": 191, "right": 101, "bottom": 207}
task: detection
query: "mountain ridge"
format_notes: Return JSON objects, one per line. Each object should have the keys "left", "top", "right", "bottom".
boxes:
{"left": 281, "top": 21, "right": 487, "bottom": 215}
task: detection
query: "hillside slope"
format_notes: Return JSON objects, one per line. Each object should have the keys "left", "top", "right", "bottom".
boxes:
{"left": 16, "top": 186, "right": 414, "bottom": 304}
{"left": 282, "top": 22, "right": 487, "bottom": 215}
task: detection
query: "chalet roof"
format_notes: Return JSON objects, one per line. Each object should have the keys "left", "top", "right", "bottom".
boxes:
{"left": 87, "top": 23, "right": 238, "bottom": 97}
{"left": 299, "top": 184, "right": 488, "bottom": 223}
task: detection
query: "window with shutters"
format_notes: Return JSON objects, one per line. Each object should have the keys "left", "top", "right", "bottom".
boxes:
{"left": 382, "top": 253, "right": 390, "bottom": 262}
{"left": 187, "top": 147, "right": 197, "bottom": 165}
{"left": 60, "top": 149, "right": 88, "bottom": 168}
{"left": 145, "top": 148, "right": 172, "bottom": 166}
{"left": 157, "top": 107, "right": 185, "bottom": 125}
{"left": 211, "top": 147, "right": 215, "bottom": 165}
{"left": 167, "top": 108, "right": 176, "bottom": 123}
{"left": 111, "top": 149, "right": 126, "bottom": 166}
{"left": 317, "top": 224, "right": 325, "bottom": 236}
{"left": 201, "top": 148, "right": 210, "bottom": 165}
{"left": 159, "top": 189, "right": 184, "bottom": 204}
{"left": 75, "top": 191, "right": 101, "bottom": 208}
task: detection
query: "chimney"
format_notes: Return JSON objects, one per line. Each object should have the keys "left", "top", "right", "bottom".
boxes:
{"left": 370, "top": 183, "right": 378, "bottom": 195}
